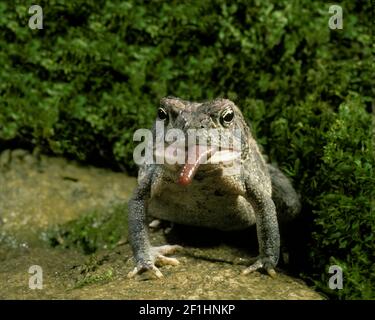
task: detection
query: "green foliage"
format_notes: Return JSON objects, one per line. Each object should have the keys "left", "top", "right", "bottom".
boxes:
{"left": 46, "top": 204, "right": 128, "bottom": 254}
{"left": 0, "top": 0, "right": 373, "bottom": 298}
{"left": 271, "top": 94, "right": 374, "bottom": 299}
{"left": 310, "top": 100, "right": 374, "bottom": 299}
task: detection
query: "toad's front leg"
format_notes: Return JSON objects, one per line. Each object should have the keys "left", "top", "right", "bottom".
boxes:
{"left": 243, "top": 177, "right": 280, "bottom": 278}
{"left": 127, "top": 169, "right": 181, "bottom": 279}
{"left": 127, "top": 244, "right": 182, "bottom": 278}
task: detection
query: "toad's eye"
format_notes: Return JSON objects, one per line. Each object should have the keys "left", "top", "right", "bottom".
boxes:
{"left": 220, "top": 108, "right": 234, "bottom": 126}
{"left": 157, "top": 108, "right": 169, "bottom": 121}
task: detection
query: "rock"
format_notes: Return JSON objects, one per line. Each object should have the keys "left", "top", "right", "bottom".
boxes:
{"left": 11, "top": 149, "right": 29, "bottom": 160}
{"left": 0, "top": 153, "right": 323, "bottom": 300}
{"left": 23, "top": 154, "right": 38, "bottom": 166}
{"left": 0, "top": 149, "right": 11, "bottom": 169}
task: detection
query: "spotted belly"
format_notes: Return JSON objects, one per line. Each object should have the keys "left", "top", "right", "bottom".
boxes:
{"left": 148, "top": 182, "right": 256, "bottom": 231}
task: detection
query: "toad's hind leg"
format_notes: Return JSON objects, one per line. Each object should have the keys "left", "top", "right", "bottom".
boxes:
{"left": 268, "top": 164, "right": 301, "bottom": 224}
{"left": 268, "top": 164, "right": 302, "bottom": 266}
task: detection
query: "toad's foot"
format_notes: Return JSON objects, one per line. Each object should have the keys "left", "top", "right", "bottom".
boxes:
{"left": 242, "top": 257, "right": 277, "bottom": 278}
{"left": 149, "top": 219, "right": 161, "bottom": 229}
{"left": 128, "top": 245, "right": 182, "bottom": 279}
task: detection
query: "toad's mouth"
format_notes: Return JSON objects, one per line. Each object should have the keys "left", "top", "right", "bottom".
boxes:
{"left": 155, "top": 145, "right": 241, "bottom": 186}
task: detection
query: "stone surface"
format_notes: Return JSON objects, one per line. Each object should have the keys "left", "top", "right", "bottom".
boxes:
{"left": 0, "top": 149, "right": 323, "bottom": 300}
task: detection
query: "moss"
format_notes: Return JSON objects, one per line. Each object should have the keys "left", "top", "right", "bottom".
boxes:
{"left": 46, "top": 204, "right": 128, "bottom": 254}
{"left": 72, "top": 255, "right": 115, "bottom": 289}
